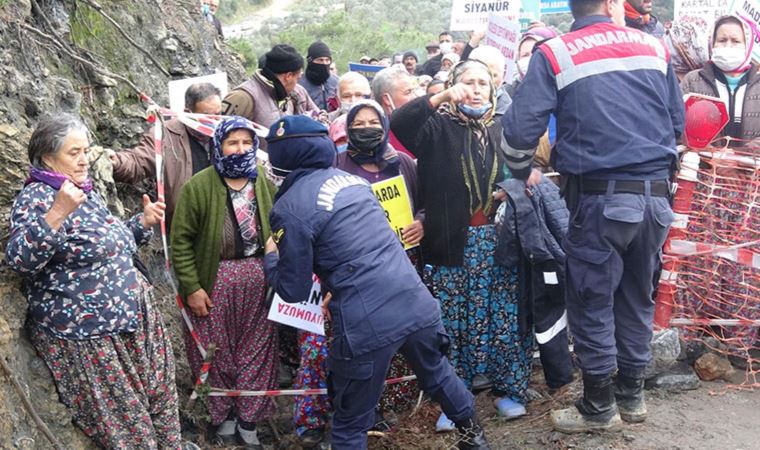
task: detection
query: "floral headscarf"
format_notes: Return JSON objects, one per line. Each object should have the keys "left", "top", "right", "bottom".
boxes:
{"left": 212, "top": 116, "right": 259, "bottom": 180}
{"left": 439, "top": 60, "right": 499, "bottom": 216}
{"left": 665, "top": 20, "right": 710, "bottom": 75}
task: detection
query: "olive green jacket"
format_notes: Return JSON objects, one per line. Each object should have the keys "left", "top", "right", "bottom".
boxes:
{"left": 171, "top": 165, "right": 276, "bottom": 297}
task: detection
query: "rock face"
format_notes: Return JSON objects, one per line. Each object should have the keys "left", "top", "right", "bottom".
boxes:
{"left": 0, "top": 1, "right": 246, "bottom": 447}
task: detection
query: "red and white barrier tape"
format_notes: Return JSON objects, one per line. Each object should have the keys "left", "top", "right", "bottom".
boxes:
{"left": 206, "top": 375, "right": 418, "bottom": 397}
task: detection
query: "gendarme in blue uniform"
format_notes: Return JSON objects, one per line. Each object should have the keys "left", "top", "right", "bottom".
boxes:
{"left": 501, "top": 14, "right": 684, "bottom": 417}
{"left": 263, "top": 115, "right": 483, "bottom": 449}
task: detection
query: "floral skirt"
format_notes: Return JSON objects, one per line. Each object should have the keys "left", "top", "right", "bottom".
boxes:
{"left": 30, "top": 276, "right": 181, "bottom": 449}
{"left": 425, "top": 225, "right": 533, "bottom": 402}
{"left": 185, "top": 257, "right": 278, "bottom": 425}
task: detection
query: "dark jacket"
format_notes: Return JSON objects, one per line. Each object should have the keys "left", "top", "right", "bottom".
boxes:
{"left": 625, "top": 14, "right": 665, "bottom": 39}
{"left": 495, "top": 176, "right": 573, "bottom": 388}
{"left": 680, "top": 62, "right": 760, "bottom": 142}
{"left": 502, "top": 16, "right": 684, "bottom": 181}
{"left": 264, "top": 168, "right": 440, "bottom": 358}
{"left": 421, "top": 54, "right": 443, "bottom": 77}
{"left": 299, "top": 74, "right": 339, "bottom": 111}
{"left": 495, "top": 177, "right": 568, "bottom": 276}
{"left": 390, "top": 96, "right": 507, "bottom": 266}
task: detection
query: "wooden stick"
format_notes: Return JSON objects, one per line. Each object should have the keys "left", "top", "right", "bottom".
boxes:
{"left": 0, "top": 355, "right": 64, "bottom": 450}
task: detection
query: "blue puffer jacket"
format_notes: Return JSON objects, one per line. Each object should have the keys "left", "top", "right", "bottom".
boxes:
{"left": 495, "top": 176, "right": 568, "bottom": 273}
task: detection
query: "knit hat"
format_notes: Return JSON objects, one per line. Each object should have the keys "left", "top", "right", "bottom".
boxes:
{"left": 402, "top": 51, "right": 418, "bottom": 62}
{"left": 307, "top": 41, "right": 331, "bottom": 61}
{"left": 264, "top": 44, "right": 304, "bottom": 74}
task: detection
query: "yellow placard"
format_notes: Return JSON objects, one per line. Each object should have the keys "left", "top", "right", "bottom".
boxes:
{"left": 371, "top": 175, "right": 417, "bottom": 250}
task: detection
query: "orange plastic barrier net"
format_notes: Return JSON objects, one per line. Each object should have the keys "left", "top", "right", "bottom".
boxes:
{"left": 655, "top": 144, "right": 760, "bottom": 387}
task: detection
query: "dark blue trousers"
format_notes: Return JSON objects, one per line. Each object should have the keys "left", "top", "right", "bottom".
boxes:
{"left": 327, "top": 322, "right": 475, "bottom": 449}
{"left": 564, "top": 182, "right": 673, "bottom": 378}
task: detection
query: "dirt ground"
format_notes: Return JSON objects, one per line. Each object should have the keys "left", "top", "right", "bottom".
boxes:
{"left": 364, "top": 377, "right": 760, "bottom": 450}
{"left": 190, "top": 366, "right": 760, "bottom": 450}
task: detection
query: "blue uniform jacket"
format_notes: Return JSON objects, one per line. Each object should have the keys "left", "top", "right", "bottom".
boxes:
{"left": 264, "top": 167, "right": 441, "bottom": 359}
{"left": 501, "top": 16, "right": 685, "bottom": 181}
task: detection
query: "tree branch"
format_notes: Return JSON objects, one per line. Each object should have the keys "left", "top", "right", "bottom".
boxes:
{"left": 78, "top": 0, "right": 171, "bottom": 77}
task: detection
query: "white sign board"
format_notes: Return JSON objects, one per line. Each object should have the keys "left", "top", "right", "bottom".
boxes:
{"left": 449, "top": 0, "right": 521, "bottom": 31}
{"left": 484, "top": 14, "right": 521, "bottom": 84}
{"left": 675, "top": 0, "right": 730, "bottom": 21}
{"left": 267, "top": 279, "right": 325, "bottom": 335}
{"left": 168, "top": 72, "right": 229, "bottom": 113}
{"left": 729, "top": 0, "right": 760, "bottom": 63}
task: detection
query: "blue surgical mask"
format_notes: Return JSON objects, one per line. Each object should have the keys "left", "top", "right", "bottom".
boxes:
{"left": 201, "top": 4, "right": 210, "bottom": 15}
{"left": 457, "top": 102, "right": 493, "bottom": 119}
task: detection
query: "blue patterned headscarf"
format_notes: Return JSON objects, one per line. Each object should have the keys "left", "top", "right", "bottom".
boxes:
{"left": 212, "top": 116, "right": 259, "bottom": 180}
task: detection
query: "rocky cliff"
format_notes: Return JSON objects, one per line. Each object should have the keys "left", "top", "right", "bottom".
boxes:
{"left": 0, "top": 1, "right": 246, "bottom": 447}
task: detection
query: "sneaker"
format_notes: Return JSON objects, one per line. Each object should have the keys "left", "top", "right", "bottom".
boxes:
{"left": 237, "top": 423, "right": 263, "bottom": 450}
{"left": 471, "top": 374, "right": 493, "bottom": 391}
{"left": 435, "top": 411, "right": 456, "bottom": 432}
{"left": 494, "top": 397, "right": 526, "bottom": 420}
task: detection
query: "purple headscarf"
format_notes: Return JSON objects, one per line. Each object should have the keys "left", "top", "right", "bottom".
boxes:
{"left": 212, "top": 116, "right": 259, "bottom": 180}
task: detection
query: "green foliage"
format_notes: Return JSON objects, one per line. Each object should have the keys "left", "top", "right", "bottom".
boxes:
{"left": 653, "top": 0, "right": 675, "bottom": 22}
{"left": 227, "top": 37, "right": 259, "bottom": 74}
{"left": 69, "top": 3, "right": 129, "bottom": 72}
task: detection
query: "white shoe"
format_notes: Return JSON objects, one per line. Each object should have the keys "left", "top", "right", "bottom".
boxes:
{"left": 435, "top": 411, "right": 456, "bottom": 432}
{"left": 237, "top": 424, "right": 263, "bottom": 449}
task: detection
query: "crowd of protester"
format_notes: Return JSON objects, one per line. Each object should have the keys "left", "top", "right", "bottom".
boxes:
{"left": 4, "top": 0, "right": 756, "bottom": 448}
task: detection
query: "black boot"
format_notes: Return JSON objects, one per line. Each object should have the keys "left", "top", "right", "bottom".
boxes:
{"left": 615, "top": 373, "right": 647, "bottom": 423}
{"left": 455, "top": 417, "right": 491, "bottom": 450}
{"left": 551, "top": 375, "right": 622, "bottom": 433}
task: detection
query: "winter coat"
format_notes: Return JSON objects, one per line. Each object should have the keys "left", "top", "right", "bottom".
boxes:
{"left": 112, "top": 118, "right": 197, "bottom": 230}
{"left": 222, "top": 71, "right": 319, "bottom": 148}
{"left": 680, "top": 62, "right": 760, "bottom": 142}
{"left": 299, "top": 74, "right": 338, "bottom": 111}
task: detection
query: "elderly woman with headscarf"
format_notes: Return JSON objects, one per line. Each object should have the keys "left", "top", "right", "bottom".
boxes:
{"left": 391, "top": 60, "right": 534, "bottom": 428}
{"left": 681, "top": 15, "right": 760, "bottom": 145}
{"left": 171, "top": 116, "right": 278, "bottom": 448}
{"left": 5, "top": 114, "right": 181, "bottom": 448}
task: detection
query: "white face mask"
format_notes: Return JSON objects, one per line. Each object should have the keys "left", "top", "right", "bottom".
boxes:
{"left": 712, "top": 46, "right": 747, "bottom": 72}
{"left": 517, "top": 57, "right": 531, "bottom": 79}
{"left": 440, "top": 42, "right": 454, "bottom": 54}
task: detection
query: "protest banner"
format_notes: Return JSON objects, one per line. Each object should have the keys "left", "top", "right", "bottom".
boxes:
{"left": 675, "top": 0, "right": 729, "bottom": 21}
{"left": 520, "top": 0, "right": 542, "bottom": 31}
{"left": 168, "top": 72, "right": 228, "bottom": 113}
{"left": 449, "top": 0, "right": 521, "bottom": 31}
{"left": 267, "top": 277, "right": 325, "bottom": 335}
{"left": 371, "top": 175, "right": 418, "bottom": 251}
{"left": 540, "top": 0, "right": 571, "bottom": 14}
{"left": 729, "top": 0, "right": 760, "bottom": 62}
{"left": 348, "top": 62, "right": 384, "bottom": 82}
{"left": 484, "top": 14, "right": 521, "bottom": 84}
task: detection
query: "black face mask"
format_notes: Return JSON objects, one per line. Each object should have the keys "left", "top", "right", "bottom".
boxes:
{"left": 305, "top": 61, "right": 331, "bottom": 85}
{"left": 347, "top": 127, "right": 385, "bottom": 163}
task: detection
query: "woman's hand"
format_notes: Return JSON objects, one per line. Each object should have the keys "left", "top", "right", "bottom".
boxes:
{"left": 429, "top": 83, "right": 473, "bottom": 109}
{"left": 140, "top": 194, "right": 166, "bottom": 228}
{"left": 401, "top": 220, "right": 424, "bottom": 246}
{"left": 265, "top": 236, "right": 278, "bottom": 255}
{"left": 492, "top": 188, "right": 507, "bottom": 202}
{"left": 321, "top": 292, "right": 332, "bottom": 322}
{"left": 45, "top": 180, "right": 86, "bottom": 230}
{"left": 187, "top": 288, "right": 213, "bottom": 317}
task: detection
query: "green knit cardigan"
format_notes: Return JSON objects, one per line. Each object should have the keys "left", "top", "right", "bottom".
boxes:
{"left": 171, "top": 165, "right": 276, "bottom": 298}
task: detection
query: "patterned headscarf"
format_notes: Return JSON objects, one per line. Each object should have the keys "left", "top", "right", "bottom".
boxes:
{"left": 439, "top": 60, "right": 499, "bottom": 216}
{"left": 212, "top": 116, "right": 259, "bottom": 180}
{"left": 666, "top": 20, "right": 710, "bottom": 75}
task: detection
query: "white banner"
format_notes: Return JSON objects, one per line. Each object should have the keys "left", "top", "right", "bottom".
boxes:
{"left": 267, "top": 278, "right": 325, "bottom": 335}
{"left": 168, "top": 72, "right": 228, "bottom": 113}
{"left": 675, "top": 0, "right": 730, "bottom": 21}
{"left": 729, "top": 0, "right": 760, "bottom": 63}
{"left": 449, "top": 0, "right": 521, "bottom": 31}
{"left": 484, "top": 14, "right": 521, "bottom": 84}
